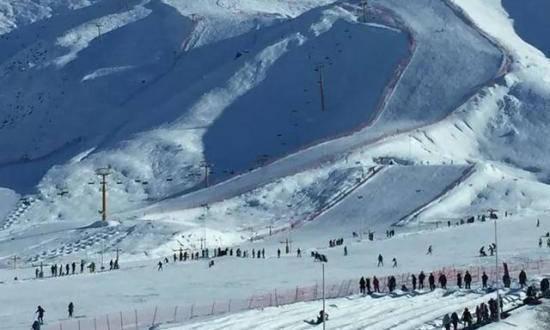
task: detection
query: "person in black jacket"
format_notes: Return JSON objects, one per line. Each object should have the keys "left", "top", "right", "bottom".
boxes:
{"left": 450, "top": 312, "right": 459, "bottom": 330}
{"left": 456, "top": 273, "right": 462, "bottom": 289}
{"left": 482, "top": 272, "right": 488, "bottom": 289}
{"left": 462, "top": 307, "right": 472, "bottom": 327}
{"left": 359, "top": 277, "right": 366, "bottom": 294}
{"left": 419, "top": 271, "right": 425, "bottom": 289}
{"left": 519, "top": 270, "right": 527, "bottom": 288}
{"left": 411, "top": 274, "right": 417, "bottom": 290}
{"left": 439, "top": 273, "right": 447, "bottom": 289}
{"left": 429, "top": 273, "right": 436, "bottom": 291}
{"left": 464, "top": 271, "right": 472, "bottom": 289}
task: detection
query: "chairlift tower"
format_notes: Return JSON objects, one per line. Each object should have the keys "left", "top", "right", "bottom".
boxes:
{"left": 96, "top": 168, "right": 112, "bottom": 221}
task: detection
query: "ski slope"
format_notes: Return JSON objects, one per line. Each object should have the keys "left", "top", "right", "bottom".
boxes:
{"left": 1, "top": 0, "right": 550, "bottom": 329}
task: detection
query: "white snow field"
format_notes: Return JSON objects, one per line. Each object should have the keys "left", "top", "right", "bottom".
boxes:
{"left": 1, "top": 0, "right": 550, "bottom": 328}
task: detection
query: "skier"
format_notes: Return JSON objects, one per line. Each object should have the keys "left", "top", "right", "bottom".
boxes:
{"left": 277, "top": 249, "right": 281, "bottom": 258}
{"left": 418, "top": 271, "right": 425, "bottom": 289}
{"left": 438, "top": 273, "right": 447, "bottom": 289}
{"left": 80, "top": 260, "right": 85, "bottom": 273}
{"left": 157, "top": 261, "right": 163, "bottom": 271}
{"left": 109, "top": 259, "right": 114, "bottom": 270}
{"left": 427, "top": 245, "right": 432, "bottom": 255}
{"left": 68, "top": 302, "right": 74, "bottom": 318}
{"left": 547, "top": 237, "right": 550, "bottom": 248}
{"left": 297, "top": 248, "right": 302, "bottom": 257}
{"left": 450, "top": 312, "right": 459, "bottom": 330}
{"left": 442, "top": 313, "right": 451, "bottom": 330}
{"left": 464, "top": 271, "right": 472, "bottom": 289}
{"left": 462, "top": 307, "right": 472, "bottom": 328}
{"left": 428, "top": 273, "right": 435, "bottom": 291}
{"left": 173, "top": 253, "right": 177, "bottom": 262}
{"left": 344, "top": 246, "right": 348, "bottom": 256}
{"left": 475, "top": 305, "right": 482, "bottom": 324}
{"left": 540, "top": 238, "right": 543, "bottom": 248}
{"left": 257, "top": 250, "right": 261, "bottom": 258}
{"left": 35, "top": 268, "right": 39, "bottom": 279}
{"left": 519, "top": 269, "right": 527, "bottom": 288}
{"left": 537, "top": 218, "right": 540, "bottom": 227}
{"left": 35, "top": 305, "right": 45, "bottom": 324}
{"left": 482, "top": 272, "right": 488, "bottom": 289}
{"left": 32, "top": 320, "right": 40, "bottom": 330}
{"left": 456, "top": 273, "right": 462, "bottom": 289}
{"left": 411, "top": 274, "right": 417, "bottom": 290}
{"left": 377, "top": 254, "right": 383, "bottom": 267}
{"left": 71, "top": 262, "right": 76, "bottom": 274}
{"left": 359, "top": 277, "right": 366, "bottom": 294}
{"left": 392, "top": 257, "right": 397, "bottom": 268}
{"left": 262, "top": 249, "right": 265, "bottom": 258}
{"left": 373, "top": 276, "right": 380, "bottom": 293}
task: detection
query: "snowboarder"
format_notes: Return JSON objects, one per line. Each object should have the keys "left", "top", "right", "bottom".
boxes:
{"left": 482, "top": 272, "right": 488, "bottom": 289}
{"left": 157, "top": 261, "right": 163, "bottom": 271}
{"left": 464, "top": 271, "right": 472, "bottom": 289}
{"left": 427, "top": 245, "right": 432, "bottom": 255}
{"left": 462, "top": 307, "right": 472, "bottom": 328}
{"left": 359, "top": 277, "right": 366, "bottom": 294}
{"left": 428, "top": 273, "right": 435, "bottom": 291}
{"left": 418, "top": 271, "right": 425, "bottom": 289}
{"left": 377, "top": 254, "right": 383, "bottom": 267}
{"left": 411, "top": 274, "right": 417, "bottom": 290}
{"left": 456, "top": 273, "right": 462, "bottom": 289}
{"left": 373, "top": 276, "right": 380, "bottom": 293}
{"left": 35, "top": 305, "right": 45, "bottom": 324}
{"left": 392, "top": 257, "right": 397, "bottom": 268}
{"left": 519, "top": 270, "right": 527, "bottom": 288}
{"left": 68, "top": 302, "right": 74, "bottom": 318}
{"left": 442, "top": 313, "right": 451, "bottom": 330}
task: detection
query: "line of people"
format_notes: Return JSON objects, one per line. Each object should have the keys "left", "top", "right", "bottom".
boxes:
{"left": 35, "top": 258, "right": 119, "bottom": 279}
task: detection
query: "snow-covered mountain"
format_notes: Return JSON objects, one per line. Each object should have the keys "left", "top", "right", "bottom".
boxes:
{"left": 1, "top": 0, "right": 550, "bottom": 328}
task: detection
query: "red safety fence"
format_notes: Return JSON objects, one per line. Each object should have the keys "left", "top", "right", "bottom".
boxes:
{"left": 44, "top": 257, "right": 550, "bottom": 330}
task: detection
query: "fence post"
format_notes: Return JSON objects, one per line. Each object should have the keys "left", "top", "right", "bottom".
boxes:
{"left": 134, "top": 309, "right": 138, "bottom": 330}
{"left": 295, "top": 286, "right": 299, "bottom": 302}
{"left": 269, "top": 293, "right": 273, "bottom": 307}
{"left": 228, "top": 299, "right": 232, "bottom": 313}
{"left": 78, "top": 320, "right": 81, "bottom": 330}
{"left": 211, "top": 301, "right": 215, "bottom": 315}
{"left": 189, "top": 304, "right": 194, "bottom": 319}
{"left": 248, "top": 296, "right": 254, "bottom": 309}
{"left": 173, "top": 306, "right": 179, "bottom": 322}
{"left": 152, "top": 306, "right": 158, "bottom": 326}
{"left": 106, "top": 314, "right": 111, "bottom": 330}
{"left": 59, "top": 323, "right": 62, "bottom": 330}
{"left": 94, "top": 318, "right": 97, "bottom": 330}
{"left": 275, "top": 289, "right": 279, "bottom": 306}
{"left": 120, "top": 311, "right": 123, "bottom": 330}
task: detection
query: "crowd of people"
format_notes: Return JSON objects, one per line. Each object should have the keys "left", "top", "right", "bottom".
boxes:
{"left": 34, "top": 258, "right": 119, "bottom": 279}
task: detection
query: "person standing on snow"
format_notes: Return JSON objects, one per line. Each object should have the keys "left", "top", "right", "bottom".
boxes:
{"left": 419, "top": 271, "right": 426, "bottom": 289}
{"left": 450, "top": 312, "right": 459, "bottom": 330}
{"left": 427, "top": 245, "right": 432, "bottom": 255}
{"left": 359, "top": 277, "right": 366, "bottom": 294}
{"left": 411, "top": 274, "right": 417, "bottom": 290}
{"left": 392, "top": 258, "right": 397, "bottom": 268}
{"left": 456, "top": 273, "right": 463, "bottom": 289}
{"left": 442, "top": 313, "right": 451, "bottom": 330}
{"left": 464, "top": 271, "right": 472, "bottom": 289}
{"left": 462, "top": 307, "right": 472, "bottom": 327}
{"left": 519, "top": 270, "right": 527, "bottom": 288}
{"left": 68, "top": 302, "right": 74, "bottom": 318}
{"left": 428, "top": 273, "right": 435, "bottom": 291}
{"left": 482, "top": 272, "right": 488, "bottom": 289}
{"left": 377, "top": 254, "right": 383, "bottom": 267}
{"left": 438, "top": 273, "right": 447, "bottom": 289}
{"left": 157, "top": 261, "right": 163, "bottom": 271}
{"left": 373, "top": 276, "right": 380, "bottom": 293}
